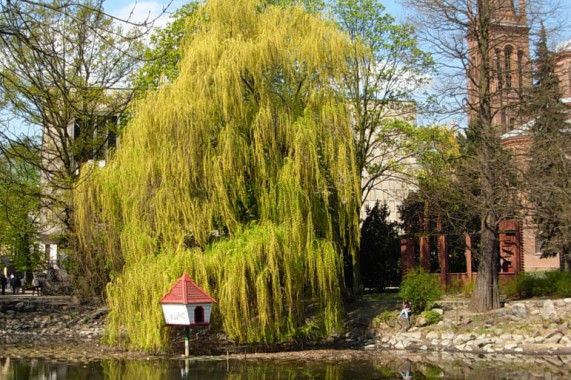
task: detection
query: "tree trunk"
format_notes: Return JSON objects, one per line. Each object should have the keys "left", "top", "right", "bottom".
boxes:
{"left": 469, "top": 0, "right": 500, "bottom": 312}
{"left": 470, "top": 213, "right": 500, "bottom": 311}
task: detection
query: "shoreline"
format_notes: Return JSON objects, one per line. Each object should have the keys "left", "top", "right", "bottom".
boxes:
{"left": 1, "top": 294, "right": 570, "bottom": 360}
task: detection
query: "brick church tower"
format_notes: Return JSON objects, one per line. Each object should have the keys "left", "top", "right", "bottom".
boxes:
{"left": 467, "top": 0, "right": 532, "bottom": 133}
{"left": 466, "top": 0, "right": 561, "bottom": 272}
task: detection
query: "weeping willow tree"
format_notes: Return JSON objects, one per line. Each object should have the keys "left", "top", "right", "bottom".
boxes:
{"left": 74, "top": 0, "right": 361, "bottom": 352}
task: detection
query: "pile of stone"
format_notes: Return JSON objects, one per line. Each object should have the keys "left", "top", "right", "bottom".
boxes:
{"left": 368, "top": 298, "right": 571, "bottom": 355}
{"left": 0, "top": 300, "right": 106, "bottom": 344}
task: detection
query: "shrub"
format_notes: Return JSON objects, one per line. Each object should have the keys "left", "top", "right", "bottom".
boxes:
{"left": 372, "top": 310, "right": 396, "bottom": 327}
{"left": 421, "top": 310, "right": 442, "bottom": 325}
{"left": 398, "top": 268, "right": 443, "bottom": 314}
{"left": 504, "top": 271, "right": 571, "bottom": 298}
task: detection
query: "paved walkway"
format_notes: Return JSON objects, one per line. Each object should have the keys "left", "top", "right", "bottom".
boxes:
{"left": 0, "top": 292, "right": 72, "bottom": 302}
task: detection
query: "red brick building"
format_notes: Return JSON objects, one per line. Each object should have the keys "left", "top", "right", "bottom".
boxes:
{"left": 401, "top": 0, "right": 569, "bottom": 286}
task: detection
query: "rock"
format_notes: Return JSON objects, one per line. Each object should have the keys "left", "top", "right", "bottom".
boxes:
{"left": 416, "top": 317, "right": 428, "bottom": 327}
{"left": 432, "top": 308, "right": 444, "bottom": 315}
{"left": 473, "top": 338, "right": 494, "bottom": 348}
{"left": 426, "top": 331, "right": 440, "bottom": 340}
{"left": 401, "top": 331, "right": 422, "bottom": 339}
{"left": 545, "top": 329, "right": 562, "bottom": 339}
{"left": 441, "top": 331, "right": 455, "bottom": 340}
{"left": 541, "top": 300, "right": 556, "bottom": 319}
{"left": 545, "top": 333, "right": 563, "bottom": 344}
{"left": 454, "top": 334, "right": 475, "bottom": 345}
{"left": 510, "top": 304, "right": 527, "bottom": 319}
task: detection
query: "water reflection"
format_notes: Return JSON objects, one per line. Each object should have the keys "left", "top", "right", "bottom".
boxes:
{"left": 0, "top": 353, "right": 569, "bottom": 379}
{"left": 399, "top": 361, "right": 412, "bottom": 379}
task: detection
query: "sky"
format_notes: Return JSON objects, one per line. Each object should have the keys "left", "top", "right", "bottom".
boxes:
{"left": 104, "top": 0, "right": 409, "bottom": 28}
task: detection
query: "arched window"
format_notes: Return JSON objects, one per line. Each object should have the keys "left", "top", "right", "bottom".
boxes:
{"left": 504, "top": 46, "right": 513, "bottom": 89}
{"left": 471, "top": 55, "right": 478, "bottom": 85}
{"left": 517, "top": 50, "right": 524, "bottom": 90}
{"left": 194, "top": 306, "right": 204, "bottom": 323}
{"left": 495, "top": 49, "right": 503, "bottom": 90}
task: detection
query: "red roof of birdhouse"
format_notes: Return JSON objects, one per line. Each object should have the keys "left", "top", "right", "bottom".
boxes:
{"left": 160, "top": 274, "right": 217, "bottom": 304}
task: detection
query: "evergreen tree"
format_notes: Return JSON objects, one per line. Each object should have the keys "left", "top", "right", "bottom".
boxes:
{"left": 360, "top": 202, "right": 400, "bottom": 290}
{"left": 525, "top": 25, "right": 570, "bottom": 270}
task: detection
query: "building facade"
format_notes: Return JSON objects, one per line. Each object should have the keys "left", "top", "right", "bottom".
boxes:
{"left": 360, "top": 101, "right": 418, "bottom": 224}
{"left": 468, "top": 0, "right": 567, "bottom": 273}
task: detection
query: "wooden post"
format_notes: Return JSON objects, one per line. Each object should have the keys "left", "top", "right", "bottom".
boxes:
{"left": 401, "top": 237, "right": 415, "bottom": 276}
{"left": 419, "top": 236, "right": 430, "bottom": 272}
{"left": 437, "top": 217, "right": 448, "bottom": 290}
{"left": 465, "top": 233, "right": 472, "bottom": 282}
{"left": 419, "top": 202, "right": 431, "bottom": 272}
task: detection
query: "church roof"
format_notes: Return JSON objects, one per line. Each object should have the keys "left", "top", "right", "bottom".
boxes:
{"left": 555, "top": 40, "right": 571, "bottom": 53}
{"left": 501, "top": 119, "right": 533, "bottom": 140}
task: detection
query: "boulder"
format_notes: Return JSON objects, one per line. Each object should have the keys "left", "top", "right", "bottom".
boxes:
{"left": 510, "top": 304, "right": 527, "bottom": 319}
{"left": 540, "top": 300, "right": 556, "bottom": 319}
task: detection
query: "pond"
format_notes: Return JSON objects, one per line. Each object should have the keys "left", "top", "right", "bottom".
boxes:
{"left": 1, "top": 352, "right": 570, "bottom": 380}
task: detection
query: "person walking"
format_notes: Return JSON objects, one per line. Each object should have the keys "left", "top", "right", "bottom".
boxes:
{"left": 0, "top": 273, "right": 7, "bottom": 295}
{"left": 12, "top": 275, "right": 21, "bottom": 294}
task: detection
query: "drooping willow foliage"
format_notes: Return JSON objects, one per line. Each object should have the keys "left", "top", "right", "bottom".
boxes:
{"left": 74, "top": 0, "right": 360, "bottom": 352}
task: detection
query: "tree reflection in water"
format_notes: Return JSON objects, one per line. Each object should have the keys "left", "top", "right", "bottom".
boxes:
{"left": 0, "top": 354, "right": 569, "bottom": 379}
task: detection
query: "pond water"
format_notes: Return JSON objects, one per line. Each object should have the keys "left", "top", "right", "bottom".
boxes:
{"left": 1, "top": 353, "right": 570, "bottom": 380}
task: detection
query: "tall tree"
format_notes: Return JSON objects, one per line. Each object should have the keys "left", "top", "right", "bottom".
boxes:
{"left": 524, "top": 26, "right": 570, "bottom": 270}
{"left": 404, "top": 0, "right": 535, "bottom": 311}
{"left": 360, "top": 202, "right": 400, "bottom": 290}
{"left": 0, "top": 138, "right": 41, "bottom": 273}
{"left": 0, "top": 0, "right": 145, "bottom": 253}
{"left": 332, "top": 0, "right": 433, "bottom": 294}
{"left": 132, "top": 2, "right": 200, "bottom": 95}
{"left": 333, "top": 0, "right": 433, "bottom": 207}
{"left": 74, "top": 0, "right": 360, "bottom": 352}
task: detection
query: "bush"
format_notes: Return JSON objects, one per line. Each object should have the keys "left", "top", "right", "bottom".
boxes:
{"left": 372, "top": 310, "right": 396, "bottom": 327}
{"left": 420, "top": 310, "right": 442, "bottom": 325}
{"left": 398, "top": 268, "right": 443, "bottom": 314}
{"left": 505, "top": 271, "right": 571, "bottom": 298}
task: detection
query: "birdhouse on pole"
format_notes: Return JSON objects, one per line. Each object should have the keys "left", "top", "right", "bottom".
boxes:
{"left": 160, "top": 274, "right": 216, "bottom": 326}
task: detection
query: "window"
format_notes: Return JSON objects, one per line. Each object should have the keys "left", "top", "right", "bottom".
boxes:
{"left": 504, "top": 46, "right": 513, "bottom": 89}
{"left": 495, "top": 49, "right": 503, "bottom": 90}
{"left": 517, "top": 50, "right": 524, "bottom": 90}
{"left": 73, "top": 115, "right": 118, "bottom": 164}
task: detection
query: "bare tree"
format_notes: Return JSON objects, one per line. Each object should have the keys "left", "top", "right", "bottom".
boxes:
{"left": 0, "top": 0, "right": 161, "bottom": 253}
{"left": 404, "top": 0, "right": 566, "bottom": 311}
